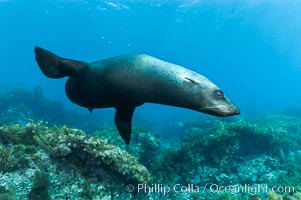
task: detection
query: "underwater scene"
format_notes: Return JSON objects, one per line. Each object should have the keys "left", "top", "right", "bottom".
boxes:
{"left": 1, "top": 1, "right": 301, "bottom": 200}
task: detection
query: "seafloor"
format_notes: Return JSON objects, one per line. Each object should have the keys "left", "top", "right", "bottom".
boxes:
{"left": 0, "top": 87, "right": 300, "bottom": 200}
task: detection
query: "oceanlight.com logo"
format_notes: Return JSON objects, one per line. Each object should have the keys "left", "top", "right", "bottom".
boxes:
{"left": 208, "top": 184, "right": 295, "bottom": 195}
{"left": 125, "top": 183, "right": 295, "bottom": 196}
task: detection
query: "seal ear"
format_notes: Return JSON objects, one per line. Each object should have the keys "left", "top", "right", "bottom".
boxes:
{"left": 114, "top": 106, "right": 136, "bottom": 145}
{"left": 34, "top": 46, "right": 87, "bottom": 78}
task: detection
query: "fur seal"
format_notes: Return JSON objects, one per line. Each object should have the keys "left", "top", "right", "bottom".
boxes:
{"left": 34, "top": 46, "right": 240, "bottom": 144}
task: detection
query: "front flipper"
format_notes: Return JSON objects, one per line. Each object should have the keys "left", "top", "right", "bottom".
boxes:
{"left": 114, "top": 106, "right": 136, "bottom": 145}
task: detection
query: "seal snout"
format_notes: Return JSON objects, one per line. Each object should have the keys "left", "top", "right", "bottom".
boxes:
{"left": 220, "top": 102, "right": 240, "bottom": 117}
{"left": 233, "top": 106, "right": 240, "bottom": 115}
{"left": 198, "top": 103, "right": 240, "bottom": 117}
{"left": 227, "top": 106, "right": 240, "bottom": 116}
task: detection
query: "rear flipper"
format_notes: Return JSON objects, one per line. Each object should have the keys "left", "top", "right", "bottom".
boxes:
{"left": 34, "top": 46, "right": 87, "bottom": 78}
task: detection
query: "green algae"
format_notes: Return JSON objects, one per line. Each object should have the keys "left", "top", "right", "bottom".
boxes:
{"left": 27, "top": 171, "right": 50, "bottom": 200}
{"left": 0, "top": 185, "right": 17, "bottom": 200}
{"left": 0, "top": 146, "right": 11, "bottom": 173}
{"left": 79, "top": 179, "right": 94, "bottom": 200}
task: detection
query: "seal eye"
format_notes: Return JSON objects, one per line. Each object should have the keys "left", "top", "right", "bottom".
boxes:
{"left": 214, "top": 90, "right": 224, "bottom": 97}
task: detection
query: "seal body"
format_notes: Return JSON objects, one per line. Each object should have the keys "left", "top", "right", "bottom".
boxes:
{"left": 34, "top": 46, "right": 240, "bottom": 144}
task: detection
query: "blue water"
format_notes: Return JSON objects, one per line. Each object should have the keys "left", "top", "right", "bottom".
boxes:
{"left": 1, "top": 0, "right": 301, "bottom": 126}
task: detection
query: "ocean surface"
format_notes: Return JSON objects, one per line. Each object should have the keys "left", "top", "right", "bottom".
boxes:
{"left": 1, "top": 1, "right": 301, "bottom": 199}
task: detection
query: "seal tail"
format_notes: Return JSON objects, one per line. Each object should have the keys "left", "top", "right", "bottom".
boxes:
{"left": 34, "top": 46, "right": 87, "bottom": 78}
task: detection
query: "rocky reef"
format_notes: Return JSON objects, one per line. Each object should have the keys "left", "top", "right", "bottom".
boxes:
{"left": 0, "top": 87, "right": 108, "bottom": 133}
{"left": 0, "top": 121, "right": 151, "bottom": 199}
{"left": 0, "top": 87, "right": 301, "bottom": 199}
{"left": 153, "top": 115, "right": 301, "bottom": 199}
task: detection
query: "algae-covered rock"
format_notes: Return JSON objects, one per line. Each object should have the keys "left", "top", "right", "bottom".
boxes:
{"left": 252, "top": 115, "right": 301, "bottom": 154}
{"left": 0, "top": 121, "right": 151, "bottom": 199}
{"left": 155, "top": 115, "right": 301, "bottom": 186}
{"left": 0, "top": 121, "right": 151, "bottom": 183}
{"left": 181, "top": 115, "right": 301, "bottom": 162}
{"left": 95, "top": 126, "right": 162, "bottom": 169}
{"left": 32, "top": 124, "right": 151, "bottom": 184}
{"left": 0, "top": 123, "right": 39, "bottom": 146}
